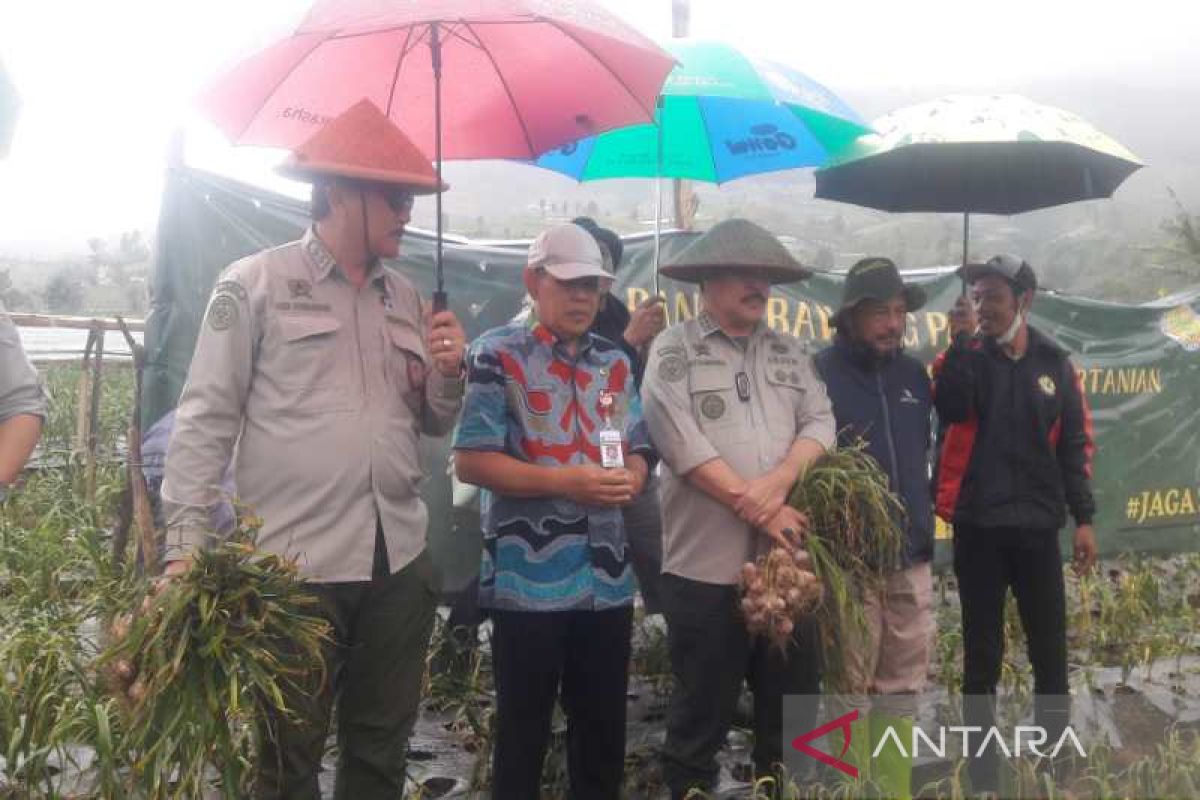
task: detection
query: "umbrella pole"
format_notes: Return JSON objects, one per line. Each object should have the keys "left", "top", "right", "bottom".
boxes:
{"left": 431, "top": 22, "right": 447, "bottom": 313}
{"left": 960, "top": 211, "right": 970, "bottom": 296}
{"left": 655, "top": 176, "right": 666, "bottom": 324}
{"left": 653, "top": 96, "right": 663, "bottom": 298}
{"left": 653, "top": 95, "right": 666, "bottom": 324}
{"left": 962, "top": 211, "right": 970, "bottom": 268}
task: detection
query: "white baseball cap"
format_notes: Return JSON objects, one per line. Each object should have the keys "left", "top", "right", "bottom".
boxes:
{"left": 527, "top": 223, "right": 614, "bottom": 281}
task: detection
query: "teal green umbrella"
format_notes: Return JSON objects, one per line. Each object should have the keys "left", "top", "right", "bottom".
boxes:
{"left": 536, "top": 38, "right": 870, "bottom": 288}
{"left": 536, "top": 38, "right": 870, "bottom": 184}
{"left": 0, "top": 58, "right": 18, "bottom": 159}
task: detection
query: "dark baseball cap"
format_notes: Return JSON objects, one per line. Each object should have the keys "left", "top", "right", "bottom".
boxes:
{"left": 957, "top": 254, "right": 1038, "bottom": 293}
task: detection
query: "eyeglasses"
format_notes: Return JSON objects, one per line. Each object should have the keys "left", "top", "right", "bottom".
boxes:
{"left": 380, "top": 187, "right": 416, "bottom": 214}
{"left": 348, "top": 180, "right": 415, "bottom": 214}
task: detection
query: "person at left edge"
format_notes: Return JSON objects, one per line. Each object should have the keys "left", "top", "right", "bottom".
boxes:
{"left": 160, "top": 99, "right": 466, "bottom": 800}
{"left": 0, "top": 298, "right": 47, "bottom": 503}
{"left": 454, "top": 222, "right": 653, "bottom": 799}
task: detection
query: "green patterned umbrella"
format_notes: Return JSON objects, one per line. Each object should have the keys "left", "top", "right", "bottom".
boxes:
{"left": 815, "top": 94, "right": 1143, "bottom": 263}
{"left": 0, "top": 58, "right": 18, "bottom": 160}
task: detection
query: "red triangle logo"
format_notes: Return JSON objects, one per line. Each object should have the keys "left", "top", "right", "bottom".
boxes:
{"left": 790, "top": 708, "right": 860, "bottom": 778}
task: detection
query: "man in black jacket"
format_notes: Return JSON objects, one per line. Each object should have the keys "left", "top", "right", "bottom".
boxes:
{"left": 815, "top": 257, "right": 934, "bottom": 799}
{"left": 935, "top": 254, "right": 1097, "bottom": 794}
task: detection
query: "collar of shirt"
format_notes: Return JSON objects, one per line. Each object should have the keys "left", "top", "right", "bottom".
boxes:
{"left": 301, "top": 227, "right": 386, "bottom": 287}
{"left": 696, "top": 310, "right": 769, "bottom": 345}
{"left": 527, "top": 316, "right": 602, "bottom": 365}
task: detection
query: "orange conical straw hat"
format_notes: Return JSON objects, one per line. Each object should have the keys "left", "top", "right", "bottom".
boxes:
{"left": 278, "top": 99, "right": 445, "bottom": 193}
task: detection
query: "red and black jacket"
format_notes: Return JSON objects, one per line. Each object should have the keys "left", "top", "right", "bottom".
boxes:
{"left": 932, "top": 326, "right": 1095, "bottom": 531}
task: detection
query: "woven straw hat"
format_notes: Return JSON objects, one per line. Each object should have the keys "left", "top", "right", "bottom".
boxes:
{"left": 277, "top": 99, "right": 446, "bottom": 194}
{"left": 659, "top": 218, "right": 811, "bottom": 284}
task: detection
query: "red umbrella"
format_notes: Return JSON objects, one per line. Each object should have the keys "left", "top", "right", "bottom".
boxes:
{"left": 200, "top": 0, "right": 675, "bottom": 308}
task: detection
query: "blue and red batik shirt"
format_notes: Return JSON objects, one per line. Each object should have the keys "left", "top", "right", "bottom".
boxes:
{"left": 453, "top": 321, "right": 652, "bottom": 612}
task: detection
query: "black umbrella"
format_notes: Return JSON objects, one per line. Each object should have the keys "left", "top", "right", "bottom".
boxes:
{"left": 815, "top": 94, "right": 1143, "bottom": 266}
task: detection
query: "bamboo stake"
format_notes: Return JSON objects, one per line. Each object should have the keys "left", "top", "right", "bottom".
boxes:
{"left": 85, "top": 324, "right": 105, "bottom": 503}
{"left": 74, "top": 330, "right": 97, "bottom": 462}
{"left": 117, "top": 317, "right": 158, "bottom": 574}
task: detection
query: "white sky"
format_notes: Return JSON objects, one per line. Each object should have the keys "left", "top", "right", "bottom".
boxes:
{"left": 0, "top": 0, "right": 1196, "bottom": 250}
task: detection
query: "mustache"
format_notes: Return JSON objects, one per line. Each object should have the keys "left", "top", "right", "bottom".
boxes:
{"left": 741, "top": 292, "right": 767, "bottom": 303}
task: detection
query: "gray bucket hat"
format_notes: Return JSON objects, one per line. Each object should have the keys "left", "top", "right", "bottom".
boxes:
{"left": 834, "top": 257, "right": 927, "bottom": 327}
{"left": 659, "top": 218, "right": 811, "bottom": 284}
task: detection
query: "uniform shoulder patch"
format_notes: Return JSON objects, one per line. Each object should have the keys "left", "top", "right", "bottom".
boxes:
{"left": 207, "top": 294, "right": 239, "bottom": 331}
{"left": 658, "top": 352, "right": 687, "bottom": 383}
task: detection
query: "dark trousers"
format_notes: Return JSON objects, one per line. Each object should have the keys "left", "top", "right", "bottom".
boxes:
{"left": 660, "top": 573, "right": 821, "bottom": 799}
{"left": 953, "top": 525, "right": 1069, "bottom": 792}
{"left": 490, "top": 606, "right": 634, "bottom": 800}
{"left": 256, "top": 533, "right": 437, "bottom": 800}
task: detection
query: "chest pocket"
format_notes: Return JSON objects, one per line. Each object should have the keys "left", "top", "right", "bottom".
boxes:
{"left": 762, "top": 365, "right": 809, "bottom": 436}
{"left": 689, "top": 367, "right": 746, "bottom": 442}
{"left": 277, "top": 315, "right": 341, "bottom": 386}
{"left": 385, "top": 324, "right": 429, "bottom": 418}
{"left": 276, "top": 315, "right": 348, "bottom": 412}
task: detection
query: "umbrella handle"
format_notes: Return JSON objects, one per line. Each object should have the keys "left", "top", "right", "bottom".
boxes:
{"left": 432, "top": 22, "right": 447, "bottom": 315}
{"left": 960, "top": 211, "right": 970, "bottom": 297}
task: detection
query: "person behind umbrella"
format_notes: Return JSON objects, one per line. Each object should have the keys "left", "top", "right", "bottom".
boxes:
{"left": 453, "top": 222, "right": 653, "bottom": 799}
{"left": 571, "top": 215, "right": 667, "bottom": 388}
{"left": 641, "top": 219, "right": 833, "bottom": 798}
{"left": 813, "top": 257, "right": 935, "bottom": 798}
{"left": 0, "top": 299, "right": 47, "bottom": 502}
{"left": 573, "top": 216, "right": 668, "bottom": 616}
{"left": 160, "top": 99, "right": 467, "bottom": 800}
{"left": 936, "top": 254, "right": 1098, "bottom": 794}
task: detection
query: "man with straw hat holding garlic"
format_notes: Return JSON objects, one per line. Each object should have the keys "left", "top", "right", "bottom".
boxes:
{"left": 160, "top": 100, "right": 466, "bottom": 799}
{"left": 642, "top": 218, "right": 834, "bottom": 798}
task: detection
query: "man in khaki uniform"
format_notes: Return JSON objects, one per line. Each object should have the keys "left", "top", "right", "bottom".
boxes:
{"left": 161, "top": 100, "right": 466, "bottom": 799}
{"left": 642, "top": 219, "right": 835, "bottom": 798}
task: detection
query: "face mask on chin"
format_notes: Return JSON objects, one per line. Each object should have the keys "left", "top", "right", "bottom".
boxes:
{"left": 994, "top": 299, "right": 1026, "bottom": 347}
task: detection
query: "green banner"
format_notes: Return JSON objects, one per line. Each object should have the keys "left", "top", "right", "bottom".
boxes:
{"left": 148, "top": 166, "right": 1200, "bottom": 587}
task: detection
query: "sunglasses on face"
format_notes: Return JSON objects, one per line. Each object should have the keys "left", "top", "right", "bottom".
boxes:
{"left": 380, "top": 187, "right": 416, "bottom": 214}
{"left": 350, "top": 181, "right": 415, "bottom": 214}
